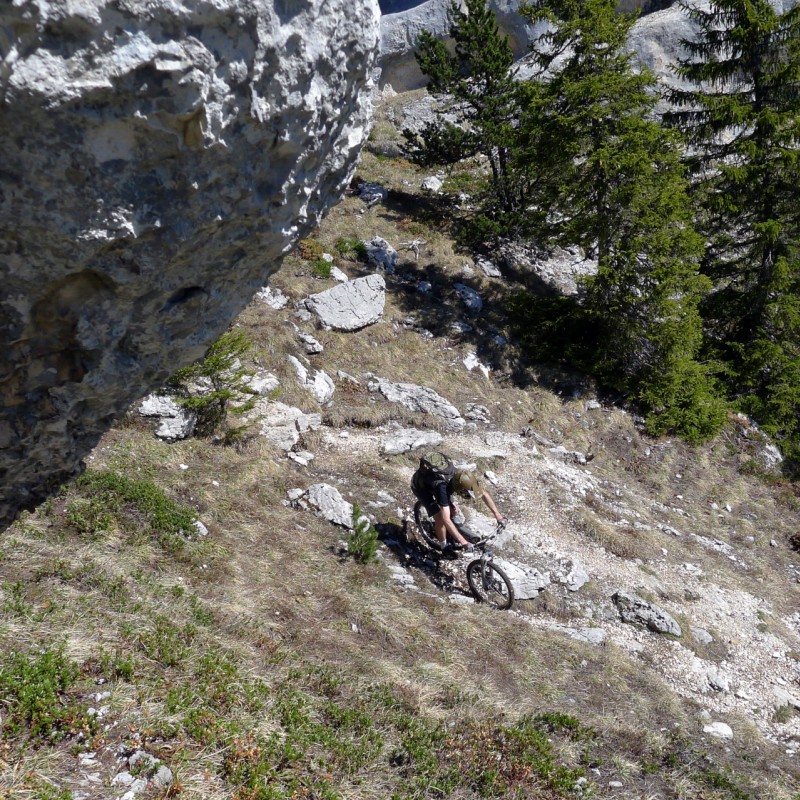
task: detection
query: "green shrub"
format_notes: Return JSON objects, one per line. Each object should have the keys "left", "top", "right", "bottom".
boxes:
{"left": 138, "top": 615, "right": 195, "bottom": 667}
{"left": 334, "top": 236, "right": 368, "bottom": 262}
{"left": 167, "top": 328, "right": 257, "bottom": 438}
{"left": 311, "top": 259, "right": 333, "bottom": 279}
{"left": 346, "top": 505, "right": 380, "bottom": 564}
{"left": 98, "top": 646, "right": 136, "bottom": 681}
{"left": 0, "top": 646, "right": 95, "bottom": 742}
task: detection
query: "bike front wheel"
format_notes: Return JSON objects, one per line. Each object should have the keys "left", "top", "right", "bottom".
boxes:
{"left": 466, "top": 560, "right": 514, "bottom": 610}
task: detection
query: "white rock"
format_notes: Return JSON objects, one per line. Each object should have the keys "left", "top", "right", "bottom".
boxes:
{"left": 255, "top": 286, "right": 289, "bottom": 309}
{"left": 493, "top": 558, "right": 549, "bottom": 600}
{"left": 137, "top": 394, "right": 196, "bottom": 441}
{"left": 463, "top": 352, "right": 490, "bottom": 378}
{"left": 331, "top": 266, "right": 349, "bottom": 282}
{"left": 369, "top": 377, "right": 465, "bottom": 430}
{"left": 381, "top": 428, "right": 443, "bottom": 455}
{"left": 475, "top": 257, "right": 502, "bottom": 278}
{"left": 0, "top": 0, "right": 380, "bottom": 528}
{"left": 703, "top": 722, "right": 733, "bottom": 739}
{"left": 287, "top": 356, "right": 335, "bottom": 404}
{"left": 421, "top": 175, "right": 443, "bottom": 193}
{"left": 303, "top": 483, "right": 354, "bottom": 528}
{"left": 305, "top": 274, "right": 386, "bottom": 330}
{"left": 246, "top": 372, "right": 280, "bottom": 396}
{"left": 193, "top": 520, "right": 208, "bottom": 537}
{"left": 298, "top": 332, "right": 324, "bottom": 354}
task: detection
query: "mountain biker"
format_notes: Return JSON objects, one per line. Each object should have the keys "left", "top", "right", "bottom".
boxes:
{"left": 411, "top": 452, "right": 507, "bottom": 553}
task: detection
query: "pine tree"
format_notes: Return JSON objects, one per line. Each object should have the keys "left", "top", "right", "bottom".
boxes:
{"left": 404, "top": 0, "right": 520, "bottom": 215}
{"left": 518, "top": 0, "right": 726, "bottom": 439}
{"left": 667, "top": 0, "right": 800, "bottom": 465}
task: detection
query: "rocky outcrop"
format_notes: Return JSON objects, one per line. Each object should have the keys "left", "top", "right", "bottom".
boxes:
{"left": 368, "top": 377, "right": 465, "bottom": 430}
{"left": 0, "top": 0, "right": 380, "bottom": 528}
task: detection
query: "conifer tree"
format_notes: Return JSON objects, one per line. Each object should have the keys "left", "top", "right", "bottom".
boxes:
{"left": 404, "top": 0, "right": 520, "bottom": 214}
{"left": 667, "top": 0, "right": 800, "bottom": 464}
{"left": 518, "top": 0, "right": 726, "bottom": 439}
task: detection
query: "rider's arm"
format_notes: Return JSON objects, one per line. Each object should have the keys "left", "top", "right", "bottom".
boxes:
{"left": 481, "top": 489, "right": 507, "bottom": 524}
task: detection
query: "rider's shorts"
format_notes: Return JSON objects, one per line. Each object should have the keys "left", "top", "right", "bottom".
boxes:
{"left": 421, "top": 481, "right": 452, "bottom": 517}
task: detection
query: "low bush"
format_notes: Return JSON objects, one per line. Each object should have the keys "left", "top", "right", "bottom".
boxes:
{"left": 0, "top": 645, "right": 95, "bottom": 742}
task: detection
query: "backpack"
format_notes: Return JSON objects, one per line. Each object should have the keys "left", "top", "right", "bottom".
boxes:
{"left": 418, "top": 451, "right": 455, "bottom": 486}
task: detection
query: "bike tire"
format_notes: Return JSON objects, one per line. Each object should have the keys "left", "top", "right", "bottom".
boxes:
{"left": 466, "top": 560, "right": 514, "bottom": 610}
{"left": 413, "top": 500, "right": 441, "bottom": 550}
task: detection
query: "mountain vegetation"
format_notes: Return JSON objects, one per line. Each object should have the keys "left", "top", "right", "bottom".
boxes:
{"left": 408, "top": 0, "right": 800, "bottom": 473}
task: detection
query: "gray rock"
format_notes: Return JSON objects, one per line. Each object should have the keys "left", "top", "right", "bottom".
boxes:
{"left": 453, "top": 283, "right": 483, "bottom": 313}
{"left": 137, "top": 394, "right": 197, "bottom": 441}
{"left": 563, "top": 560, "right": 589, "bottom": 592}
{"left": 493, "top": 558, "right": 549, "bottom": 599}
{"left": 358, "top": 181, "right": 388, "bottom": 207}
{"left": 151, "top": 766, "right": 174, "bottom": 791}
{"left": 247, "top": 372, "right": 280, "bottom": 396}
{"left": 303, "top": 483, "right": 354, "bottom": 528}
{"left": 288, "top": 450, "right": 315, "bottom": 466}
{"left": 612, "top": 591, "right": 682, "bottom": 637}
{"left": 305, "top": 274, "right": 386, "bottom": 331}
{"left": 331, "top": 266, "right": 350, "bottom": 282}
{"left": 298, "top": 332, "right": 324, "bottom": 355}
{"left": 691, "top": 627, "right": 714, "bottom": 645}
{"left": 465, "top": 404, "right": 491, "bottom": 423}
{"left": 773, "top": 686, "right": 800, "bottom": 710}
{"left": 0, "top": 0, "right": 379, "bottom": 529}
{"left": 364, "top": 238, "right": 399, "bottom": 272}
{"left": 381, "top": 428, "right": 443, "bottom": 455}
{"left": 380, "top": 0, "right": 537, "bottom": 91}
{"left": 568, "top": 627, "right": 607, "bottom": 645}
{"left": 369, "top": 377, "right": 465, "bottom": 430}
{"left": 255, "top": 402, "right": 321, "bottom": 451}
{"left": 548, "top": 446, "right": 593, "bottom": 465}
{"left": 706, "top": 669, "right": 730, "bottom": 693}
{"left": 476, "top": 257, "right": 502, "bottom": 278}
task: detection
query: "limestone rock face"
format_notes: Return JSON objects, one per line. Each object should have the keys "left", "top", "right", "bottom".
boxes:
{"left": 0, "top": 0, "right": 380, "bottom": 529}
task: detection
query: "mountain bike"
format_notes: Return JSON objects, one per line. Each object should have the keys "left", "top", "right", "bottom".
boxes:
{"left": 412, "top": 500, "right": 514, "bottom": 610}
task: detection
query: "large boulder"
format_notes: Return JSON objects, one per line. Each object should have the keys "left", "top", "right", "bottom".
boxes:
{"left": 0, "top": 0, "right": 380, "bottom": 529}
{"left": 305, "top": 274, "right": 387, "bottom": 331}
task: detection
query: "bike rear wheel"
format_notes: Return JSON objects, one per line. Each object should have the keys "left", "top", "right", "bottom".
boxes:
{"left": 466, "top": 560, "right": 514, "bottom": 610}
{"left": 413, "top": 500, "right": 441, "bottom": 550}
